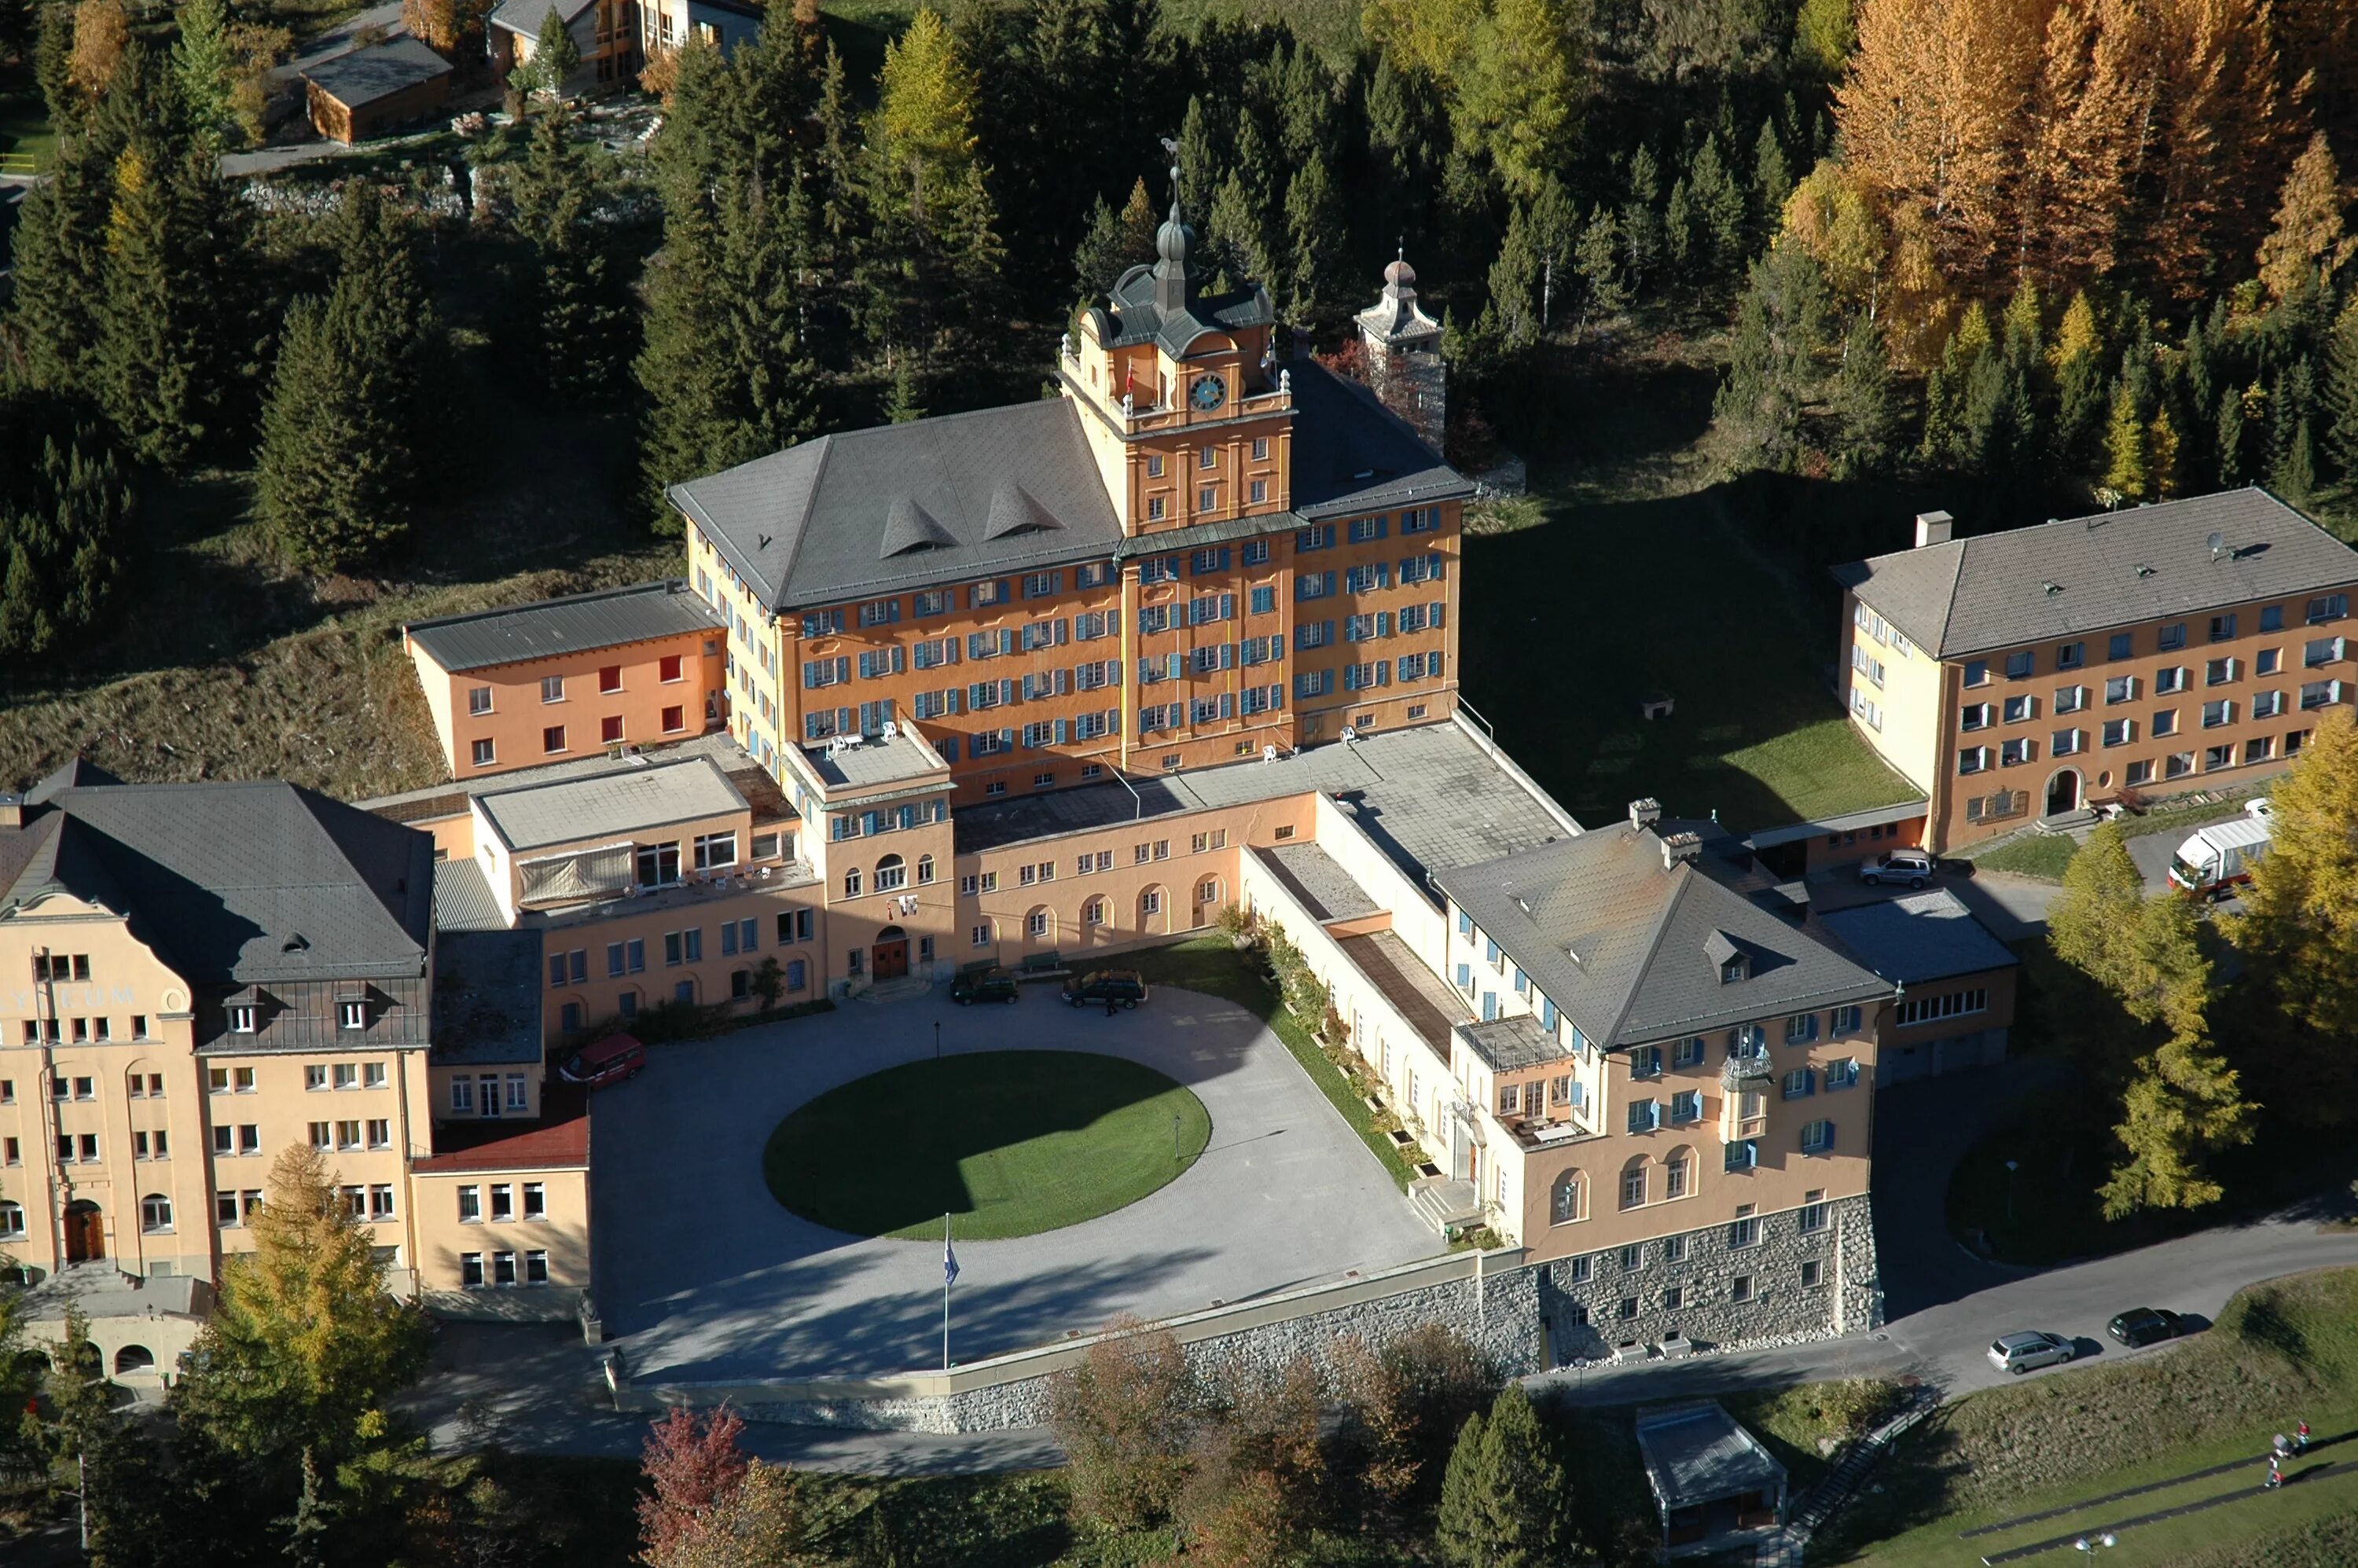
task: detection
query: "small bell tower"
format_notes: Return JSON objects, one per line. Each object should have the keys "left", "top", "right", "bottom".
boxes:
{"left": 1356, "top": 248, "right": 1445, "bottom": 451}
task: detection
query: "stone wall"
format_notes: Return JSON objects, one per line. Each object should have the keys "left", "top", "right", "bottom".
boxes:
{"left": 1539, "top": 1192, "right": 1878, "bottom": 1364}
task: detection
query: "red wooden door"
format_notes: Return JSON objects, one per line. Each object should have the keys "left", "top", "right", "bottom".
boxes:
{"left": 873, "top": 939, "right": 909, "bottom": 981}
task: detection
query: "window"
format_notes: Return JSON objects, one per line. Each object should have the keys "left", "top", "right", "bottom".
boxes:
{"left": 367, "top": 1118, "right": 390, "bottom": 1149}
{"left": 1630, "top": 1045, "right": 1662, "bottom": 1079}
{"left": 458, "top": 1185, "right": 482, "bottom": 1222}
{"left": 1621, "top": 1165, "right": 1647, "bottom": 1207}
{"left": 472, "top": 736, "right": 499, "bottom": 766}
{"left": 1965, "top": 660, "right": 1988, "bottom": 687}
{"left": 1958, "top": 747, "right": 1989, "bottom": 774}
{"left": 541, "top": 674, "right": 565, "bottom": 703}
{"left": 332, "top": 1062, "right": 359, "bottom": 1090}
{"left": 340, "top": 999, "right": 368, "bottom": 1030}
{"left": 2058, "top": 724, "right": 2087, "bottom": 757}
{"left": 542, "top": 725, "right": 567, "bottom": 755}
{"left": 2155, "top": 666, "right": 2188, "bottom": 695}
{"left": 2055, "top": 685, "right": 2087, "bottom": 714}
{"left": 1669, "top": 1089, "right": 1701, "bottom": 1125}
{"left": 1626, "top": 1099, "right": 1658, "bottom": 1134}
{"left": 2246, "top": 735, "right": 2275, "bottom": 764}
{"left": 526, "top": 1250, "right": 549, "bottom": 1285}
{"left": 1960, "top": 703, "right": 1990, "bottom": 731}
{"left": 2102, "top": 719, "right": 2135, "bottom": 747}
{"left": 1724, "top": 1139, "right": 1759, "bottom": 1172}
{"left": 451, "top": 1077, "right": 475, "bottom": 1114}
{"left": 1673, "top": 1036, "right": 1706, "bottom": 1068}
{"left": 1550, "top": 1172, "right": 1581, "bottom": 1225}
{"left": 1784, "top": 1013, "right": 1820, "bottom": 1045}
{"left": 694, "top": 832, "right": 738, "bottom": 870}
{"left": 461, "top": 1254, "right": 484, "bottom": 1288}
{"left": 2307, "top": 594, "right": 2349, "bottom": 623}
{"left": 229, "top": 1004, "right": 256, "bottom": 1034}
{"left": 2206, "top": 743, "right": 2235, "bottom": 770}
{"left": 2005, "top": 651, "right": 2034, "bottom": 678}
{"left": 1783, "top": 1067, "right": 1816, "bottom": 1100}
{"left": 1732, "top": 1275, "right": 1755, "bottom": 1304}
{"left": 2000, "top": 737, "right": 2033, "bottom": 767}
{"left": 1800, "top": 1193, "right": 1829, "bottom": 1232}
{"left": 1800, "top": 1259, "right": 1824, "bottom": 1288}
{"left": 3, "top": 1200, "right": 31, "bottom": 1236}
{"left": 1728, "top": 1212, "right": 1759, "bottom": 1248}
{"left": 2057, "top": 641, "right": 2084, "bottom": 669}
{"left": 2255, "top": 689, "right": 2285, "bottom": 718}
{"left": 1826, "top": 1058, "right": 1860, "bottom": 1090}
{"left": 2105, "top": 675, "right": 2137, "bottom": 704}
{"left": 2158, "top": 622, "right": 2187, "bottom": 651}
{"left": 2208, "top": 656, "right": 2239, "bottom": 685}
{"left": 1802, "top": 1119, "right": 1836, "bottom": 1154}
{"left": 1617, "top": 1298, "right": 1640, "bottom": 1321}
{"left": 2003, "top": 694, "right": 2033, "bottom": 723}
{"left": 2202, "top": 699, "right": 2235, "bottom": 728}
{"left": 2306, "top": 636, "right": 2346, "bottom": 667}
{"left": 141, "top": 1193, "right": 172, "bottom": 1232}
{"left": 2154, "top": 708, "right": 2179, "bottom": 737}
{"left": 2302, "top": 679, "right": 2345, "bottom": 710}
{"left": 2109, "top": 631, "right": 2134, "bottom": 659}
{"left": 2166, "top": 751, "right": 2195, "bottom": 777}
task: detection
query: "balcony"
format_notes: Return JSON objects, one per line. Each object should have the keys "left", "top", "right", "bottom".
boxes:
{"left": 1721, "top": 1048, "right": 1774, "bottom": 1092}
{"left": 533, "top": 861, "right": 817, "bottom": 927}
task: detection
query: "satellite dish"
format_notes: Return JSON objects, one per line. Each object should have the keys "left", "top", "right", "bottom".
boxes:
{"left": 2208, "top": 531, "right": 2226, "bottom": 559}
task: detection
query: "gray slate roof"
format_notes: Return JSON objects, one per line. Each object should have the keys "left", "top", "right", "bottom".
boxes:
{"left": 302, "top": 34, "right": 452, "bottom": 105}
{"left": 488, "top": 0, "right": 596, "bottom": 36}
{"left": 670, "top": 399, "right": 1126, "bottom": 613}
{"left": 406, "top": 580, "right": 718, "bottom": 674}
{"left": 1636, "top": 1401, "right": 1787, "bottom": 1512}
{"left": 431, "top": 927, "right": 545, "bottom": 1065}
{"left": 0, "top": 777, "right": 434, "bottom": 984}
{"left": 1284, "top": 357, "right": 1469, "bottom": 521}
{"left": 956, "top": 722, "right": 1578, "bottom": 893}
{"left": 1091, "top": 255, "right": 1276, "bottom": 358}
{"left": 1254, "top": 843, "right": 1380, "bottom": 923}
{"left": 1433, "top": 822, "right": 1887, "bottom": 1052}
{"left": 434, "top": 857, "right": 509, "bottom": 932}
{"left": 476, "top": 757, "right": 747, "bottom": 853}
{"left": 1832, "top": 489, "right": 2358, "bottom": 659}
{"left": 1820, "top": 888, "right": 2018, "bottom": 986}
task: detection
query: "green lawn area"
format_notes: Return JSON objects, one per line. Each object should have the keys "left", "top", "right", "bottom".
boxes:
{"left": 1971, "top": 832, "right": 2081, "bottom": 880}
{"left": 0, "top": 65, "right": 55, "bottom": 174}
{"left": 1821, "top": 1269, "right": 2358, "bottom": 1565}
{"left": 1122, "top": 936, "right": 1423, "bottom": 1191}
{"left": 762, "top": 1049, "right": 1210, "bottom": 1240}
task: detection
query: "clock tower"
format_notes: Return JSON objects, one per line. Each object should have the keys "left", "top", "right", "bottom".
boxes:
{"left": 1058, "top": 175, "right": 1295, "bottom": 537}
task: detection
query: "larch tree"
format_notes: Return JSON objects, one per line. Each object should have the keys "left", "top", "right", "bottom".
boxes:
{"left": 175, "top": 1144, "right": 431, "bottom": 1463}
{"left": 2101, "top": 377, "right": 2148, "bottom": 499}
{"left": 2255, "top": 131, "right": 2356, "bottom": 303}
{"left": 2102, "top": 1023, "right": 2257, "bottom": 1217}
{"left": 1780, "top": 159, "right": 1886, "bottom": 321}
{"left": 1835, "top": 0, "right": 2046, "bottom": 290}
{"left": 1791, "top": 0, "right": 1856, "bottom": 79}
{"left": 865, "top": 6, "right": 1002, "bottom": 369}
{"left": 65, "top": 0, "right": 125, "bottom": 101}
{"left": 1449, "top": 0, "right": 1585, "bottom": 202}
{"left": 2048, "top": 822, "right": 2146, "bottom": 997}
{"left": 2228, "top": 708, "right": 2358, "bottom": 1047}
{"left": 171, "top": 0, "right": 237, "bottom": 143}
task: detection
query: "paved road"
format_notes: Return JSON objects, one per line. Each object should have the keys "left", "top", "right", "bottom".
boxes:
{"left": 1809, "top": 864, "right": 2058, "bottom": 943}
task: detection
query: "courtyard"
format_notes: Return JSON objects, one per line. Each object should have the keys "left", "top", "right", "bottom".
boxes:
{"left": 590, "top": 983, "right": 1441, "bottom": 1384}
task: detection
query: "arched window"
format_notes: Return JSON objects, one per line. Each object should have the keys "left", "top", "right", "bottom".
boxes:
{"left": 1618, "top": 1155, "right": 1650, "bottom": 1210}
{"left": 1140, "top": 888, "right": 1162, "bottom": 916}
{"left": 916, "top": 854, "right": 935, "bottom": 885}
{"left": 875, "top": 854, "right": 907, "bottom": 892}
{"left": 1549, "top": 1170, "right": 1582, "bottom": 1226}
{"left": 114, "top": 1345, "right": 155, "bottom": 1374}
{"left": 1027, "top": 908, "right": 1052, "bottom": 939}
{"left": 1664, "top": 1147, "right": 1694, "bottom": 1200}
{"left": 140, "top": 1193, "right": 173, "bottom": 1232}
{"left": 844, "top": 867, "right": 862, "bottom": 898}
{"left": 1085, "top": 897, "right": 1107, "bottom": 926}
{"left": 0, "top": 1200, "right": 22, "bottom": 1239}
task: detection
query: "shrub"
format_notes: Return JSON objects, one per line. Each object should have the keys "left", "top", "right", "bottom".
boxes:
{"left": 1819, "top": 1376, "right": 1908, "bottom": 1438}
{"left": 1330, "top": 1325, "right": 1503, "bottom": 1517}
{"left": 1177, "top": 1354, "right": 1328, "bottom": 1564}
{"left": 1214, "top": 902, "right": 1254, "bottom": 942}
{"left": 1047, "top": 1316, "right": 1207, "bottom": 1531}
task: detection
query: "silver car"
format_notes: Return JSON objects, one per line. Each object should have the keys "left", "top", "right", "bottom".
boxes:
{"left": 1988, "top": 1330, "right": 2075, "bottom": 1375}
{"left": 1860, "top": 849, "right": 1936, "bottom": 887}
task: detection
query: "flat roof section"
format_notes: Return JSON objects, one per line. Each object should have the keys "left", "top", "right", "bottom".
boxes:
{"left": 1819, "top": 887, "right": 2019, "bottom": 985}
{"left": 404, "top": 580, "right": 719, "bottom": 674}
{"left": 1255, "top": 842, "right": 1382, "bottom": 923}
{"left": 1334, "top": 929, "right": 1469, "bottom": 1054}
{"left": 478, "top": 757, "right": 747, "bottom": 853}
{"left": 1636, "top": 1401, "right": 1787, "bottom": 1513}
{"left": 1456, "top": 1014, "right": 1570, "bottom": 1073}
{"left": 798, "top": 730, "right": 946, "bottom": 791}
{"left": 430, "top": 927, "right": 545, "bottom": 1066}
{"left": 415, "top": 1081, "right": 590, "bottom": 1172}
{"left": 956, "top": 721, "right": 1577, "bottom": 891}
{"left": 361, "top": 732, "right": 767, "bottom": 821}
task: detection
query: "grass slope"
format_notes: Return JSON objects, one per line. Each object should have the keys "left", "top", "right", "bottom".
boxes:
{"left": 764, "top": 1049, "right": 1210, "bottom": 1240}
{"left": 1822, "top": 1268, "right": 2358, "bottom": 1565}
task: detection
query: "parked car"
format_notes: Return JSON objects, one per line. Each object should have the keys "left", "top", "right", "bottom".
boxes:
{"left": 1063, "top": 970, "right": 1149, "bottom": 1009}
{"left": 558, "top": 1034, "right": 645, "bottom": 1088}
{"left": 2106, "top": 1307, "right": 2186, "bottom": 1348}
{"left": 2245, "top": 796, "right": 2275, "bottom": 821}
{"left": 1860, "top": 848, "right": 1937, "bottom": 887}
{"left": 951, "top": 967, "right": 1020, "bottom": 1005}
{"left": 1986, "top": 1330, "right": 2076, "bottom": 1375}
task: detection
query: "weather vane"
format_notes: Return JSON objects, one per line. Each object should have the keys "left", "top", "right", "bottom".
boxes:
{"left": 1159, "top": 135, "right": 1181, "bottom": 203}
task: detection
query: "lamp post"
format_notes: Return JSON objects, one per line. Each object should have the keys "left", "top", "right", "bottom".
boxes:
{"left": 934, "top": 1020, "right": 942, "bottom": 1062}
{"left": 2004, "top": 1159, "right": 2019, "bottom": 1226}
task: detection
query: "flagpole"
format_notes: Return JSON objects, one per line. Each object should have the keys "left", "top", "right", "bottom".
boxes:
{"left": 942, "top": 1211, "right": 953, "bottom": 1372}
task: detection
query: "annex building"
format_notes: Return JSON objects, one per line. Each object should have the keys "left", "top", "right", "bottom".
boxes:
{"left": 1835, "top": 491, "right": 2358, "bottom": 852}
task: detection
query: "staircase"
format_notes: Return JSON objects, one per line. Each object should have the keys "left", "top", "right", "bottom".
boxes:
{"left": 1408, "top": 1177, "right": 1481, "bottom": 1234}
{"left": 1753, "top": 1390, "right": 1938, "bottom": 1566}
{"left": 858, "top": 974, "right": 936, "bottom": 1006}
{"left": 2034, "top": 806, "right": 2098, "bottom": 835}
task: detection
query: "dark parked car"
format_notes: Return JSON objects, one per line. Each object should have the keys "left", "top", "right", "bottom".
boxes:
{"left": 2106, "top": 1307, "right": 2186, "bottom": 1348}
{"left": 951, "top": 967, "right": 1020, "bottom": 1005}
{"left": 1063, "top": 969, "right": 1149, "bottom": 1008}
{"left": 558, "top": 1034, "right": 645, "bottom": 1088}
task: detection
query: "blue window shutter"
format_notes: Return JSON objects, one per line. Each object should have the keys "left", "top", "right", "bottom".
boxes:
{"left": 948, "top": 637, "right": 960, "bottom": 663}
{"left": 833, "top": 656, "right": 849, "bottom": 683}
{"left": 999, "top": 678, "right": 1015, "bottom": 705}
{"left": 1054, "top": 718, "right": 1068, "bottom": 744}
{"left": 946, "top": 687, "right": 961, "bottom": 714}
{"left": 1376, "top": 661, "right": 1390, "bottom": 687}
{"left": 1377, "top": 611, "right": 1392, "bottom": 637}
{"left": 1167, "top": 652, "right": 1184, "bottom": 679}
{"left": 998, "top": 728, "right": 1013, "bottom": 750}
{"left": 802, "top": 662, "right": 817, "bottom": 689}
{"left": 861, "top": 810, "right": 880, "bottom": 835}
{"left": 999, "top": 629, "right": 1016, "bottom": 655}
{"left": 1111, "top": 660, "right": 1122, "bottom": 688}
{"left": 1221, "top": 593, "right": 1235, "bottom": 620}
{"left": 968, "top": 681, "right": 985, "bottom": 708}
{"left": 939, "top": 736, "right": 957, "bottom": 761}
{"left": 894, "top": 645, "right": 905, "bottom": 674}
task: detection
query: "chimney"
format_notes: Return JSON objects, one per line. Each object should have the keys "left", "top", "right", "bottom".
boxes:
{"left": 0, "top": 794, "right": 23, "bottom": 829}
{"left": 1660, "top": 830, "right": 1702, "bottom": 870}
{"left": 1915, "top": 510, "right": 1955, "bottom": 549}
{"left": 1628, "top": 797, "right": 1662, "bottom": 831}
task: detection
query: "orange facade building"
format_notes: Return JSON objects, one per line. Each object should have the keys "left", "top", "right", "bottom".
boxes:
{"left": 666, "top": 197, "right": 1466, "bottom": 805}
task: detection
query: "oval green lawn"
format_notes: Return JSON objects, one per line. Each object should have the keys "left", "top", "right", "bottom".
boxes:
{"left": 762, "top": 1050, "right": 1213, "bottom": 1241}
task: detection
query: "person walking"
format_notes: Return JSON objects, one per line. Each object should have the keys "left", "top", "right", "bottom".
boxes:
{"left": 2297, "top": 1421, "right": 2312, "bottom": 1453}
{"left": 2268, "top": 1453, "right": 2283, "bottom": 1490}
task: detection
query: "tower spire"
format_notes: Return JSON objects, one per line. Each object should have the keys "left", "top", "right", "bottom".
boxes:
{"left": 1151, "top": 139, "right": 1193, "bottom": 316}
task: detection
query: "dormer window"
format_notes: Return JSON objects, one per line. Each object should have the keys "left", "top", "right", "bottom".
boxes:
{"left": 229, "top": 1005, "right": 256, "bottom": 1034}
{"left": 1721, "top": 957, "right": 1748, "bottom": 983}
{"left": 340, "top": 1000, "right": 368, "bottom": 1031}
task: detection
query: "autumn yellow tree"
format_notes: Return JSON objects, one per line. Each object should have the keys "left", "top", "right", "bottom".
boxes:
{"left": 2228, "top": 709, "right": 2358, "bottom": 1044}
{"left": 65, "top": 0, "right": 126, "bottom": 99}
{"left": 1780, "top": 159, "right": 1886, "bottom": 318}
{"left": 1835, "top": 0, "right": 2046, "bottom": 288}
{"left": 2256, "top": 131, "right": 2356, "bottom": 301}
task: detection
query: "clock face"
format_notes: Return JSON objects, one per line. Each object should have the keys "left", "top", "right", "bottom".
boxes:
{"left": 1190, "top": 373, "right": 1227, "bottom": 412}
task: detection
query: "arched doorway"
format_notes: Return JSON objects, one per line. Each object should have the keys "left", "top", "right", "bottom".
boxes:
{"left": 2044, "top": 768, "right": 2081, "bottom": 817}
{"left": 64, "top": 1200, "right": 103, "bottom": 1264}
{"left": 872, "top": 925, "right": 909, "bottom": 981}
{"left": 113, "top": 1345, "right": 154, "bottom": 1375}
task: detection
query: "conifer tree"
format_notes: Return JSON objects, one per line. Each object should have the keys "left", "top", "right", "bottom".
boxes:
{"left": 1071, "top": 178, "right": 1156, "bottom": 303}
{"left": 2268, "top": 360, "right": 2320, "bottom": 503}
{"left": 2256, "top": 131, "right": 2355, "bottom": 302}
{"left": 2147, "top": 406, "right": 2180, "bottom": 499}
{"left": 525, "top": 4, "right": 579, "bottom": 98}
{"left": 1831, "top": 314, "right": 1899, "bottom": 477}
{"left": 1435, "top": 1384, "right": 1581, "bottom": 1568}
{"left": 2102, "top": 379, "right": 2148, "bottom": 500}
{"left": 2049, "top": 290, "right": 2107, "bottom": 468}
{"left": 511, "top": 106, "right": 629, "bottom": 404}
{"left": 0, "top": 393, "right": 130, "bottom": 657}
{"left": 1573, "top": 205, "right": 1626, "bottom": 336}
{"left": 1662, "top": 176, "right": 1696, "bottom": 285}
{"left": 2216, "top": 387, "right": 2247, "bottom": 487}
{"left": 864, "top": 6, "right": 1002, "bottom": 369}
{"left": 1284, "top": 148, "right": 1346, "bottom": 330}
{"left": 87, "top": 45, "right": 248, "bottom": 469}
{"left": 1711, "top": 241, "right": 1831, "bottom": 473}
{"left": 34, "top": 0, "right": 79, "bottom": 130}
{"left": 252, "top": 183, "right": 432, "bottom": 571}
{"left": 2, "top": 105, "right": 118, "bottom": 392}
{"left": 1619, "top": 144, "right": 1661, "bottom": 294}
{"left": 1750, "top": 120, "right": 1791, "bottom": 248}
{"left": 171, "top": 0, "right": 237, "bottom": 143}
{"left": 1688, "top": 133, "right": 1746, "bottom": 281}
{"left": 2323, "top": 297, "right": 2358, "bottom": 483}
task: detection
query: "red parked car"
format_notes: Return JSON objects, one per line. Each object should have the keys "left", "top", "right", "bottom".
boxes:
{"left": 559, "top": 1034, "right": 645, "bottom": 1088}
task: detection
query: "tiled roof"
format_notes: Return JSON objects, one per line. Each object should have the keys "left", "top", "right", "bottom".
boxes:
{"left": 414, "top": 1081, "right": 589, "bottom": 1171}
{"left": 476, "top": 757, "right": 746, "bottom": 853}
{"left": 405, "top": 580, "right": 718, "bottom": 674}
{"left": 434, "top": 857, "right": 508, "bottom": 933}
{"left": 487, "top": 0, "right": 596, "bottom": 36}
{"left": 669, "top": 399, "right": 1126, "bottom": 613}
{"left": 1433, "top": 821, "right": 1886, "bottom": 1052}
{"left": 431, "top": 927, "right": 545, "bottom": 1065}
{"left": 1, "top": 777, "right": 433, "bottom": 984}
{"left": 1832, "top": 489, "right": 2358, "bottom": 659}
{"left": 302, "top": 35, "right": 452, "bottom": 105}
